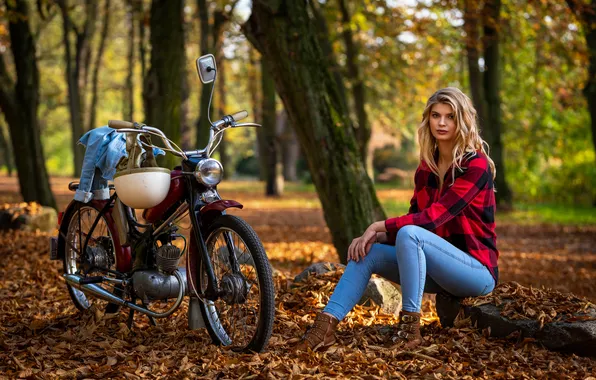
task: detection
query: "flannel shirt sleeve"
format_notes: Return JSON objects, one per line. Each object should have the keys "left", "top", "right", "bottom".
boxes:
{"left": 385, "top": 159, "right": 490, "bottom": 234}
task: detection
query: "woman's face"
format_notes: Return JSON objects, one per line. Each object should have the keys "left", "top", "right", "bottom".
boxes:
{"left": 429, "top": 103, "right": 457, "bottom": 143}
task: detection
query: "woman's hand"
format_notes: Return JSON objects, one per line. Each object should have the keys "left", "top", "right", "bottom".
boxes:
{"left": 347, "top": 222, "right": 387, "bottom": 262}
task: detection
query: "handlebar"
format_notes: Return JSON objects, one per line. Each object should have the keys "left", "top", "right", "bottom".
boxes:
{"left": 110, "top": 110, "right": 260, "bottom": 159}
{"left": 108, "top": 120, "right": 134, "bottom": 129}
{"left": 230, "top": 110, "right": 248, "bottom": 122}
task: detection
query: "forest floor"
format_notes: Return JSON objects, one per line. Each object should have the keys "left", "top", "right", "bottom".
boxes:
{"left": 0, "top": 174, "right": 595, "bottom": 379}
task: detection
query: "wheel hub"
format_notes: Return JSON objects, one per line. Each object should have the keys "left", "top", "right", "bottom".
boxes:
{"left": 220, "top": 273, "right": 249, "bottom": 304}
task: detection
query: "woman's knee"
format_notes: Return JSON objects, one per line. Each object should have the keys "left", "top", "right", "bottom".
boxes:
{"left": 396, "top": 225, "right": 424, "bottom": 248}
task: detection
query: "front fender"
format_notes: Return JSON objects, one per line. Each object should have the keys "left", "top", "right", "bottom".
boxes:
{"left": 199, "top": 199, "right": 243, "bottom": 227}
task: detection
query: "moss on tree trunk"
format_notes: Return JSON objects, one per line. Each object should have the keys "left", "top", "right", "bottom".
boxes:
{"left": 244, "top": 0, "right": 385, "bottom": 263}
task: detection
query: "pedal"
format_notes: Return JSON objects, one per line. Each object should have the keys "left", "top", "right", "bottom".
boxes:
{"left": 49, "top": 237, "right": 59, "bottom": 260}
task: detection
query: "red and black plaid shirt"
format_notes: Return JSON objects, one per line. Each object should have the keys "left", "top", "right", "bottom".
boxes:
{"left": 384, "top": 151, "right": 499, "bottom": 282}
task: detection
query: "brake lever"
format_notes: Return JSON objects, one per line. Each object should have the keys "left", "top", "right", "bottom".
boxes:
{"left": 233, "top": 122, "right": 261, "bottom": 128}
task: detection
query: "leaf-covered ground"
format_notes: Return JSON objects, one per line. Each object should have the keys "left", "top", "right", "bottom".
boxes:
{"left": 0, "top": 175, "right": 595, "bottom": 378}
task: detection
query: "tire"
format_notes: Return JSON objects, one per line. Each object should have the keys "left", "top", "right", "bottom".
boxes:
{"left": 198, "top": 215, "right": 275, "bottom": 352}
{"left": 60, "top": 202, "right": 120, "bottom": 313}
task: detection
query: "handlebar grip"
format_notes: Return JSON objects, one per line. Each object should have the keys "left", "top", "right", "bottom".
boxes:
{"left": 108, "top": 120, "right": 134, "bottom": 129}
{"left": 230, "top": 110, "right": 248, "bottom": 122}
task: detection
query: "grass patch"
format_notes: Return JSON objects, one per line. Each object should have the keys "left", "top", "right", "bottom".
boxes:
{"left": 499, "top": 203, "right": 596, "bottom": 225}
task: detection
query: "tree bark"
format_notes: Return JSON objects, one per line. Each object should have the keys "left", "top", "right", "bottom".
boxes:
{"left": 196, "top": 0, "right": 212, "bottom": 148}
{"left": 566, "top": 0, "right": 596, "bottom": 168}
{"left": 0, "top": 115, "right": 14, "bottom": 176}
{"left": 88, "top": 0, "right": 111, "bottom": 131}
{"left": 338, "top": 0, "right": 372, "bottom": 177}
{"left": 215, "top": 45, "right": 231, "bottom": 178}
{"left": 0, "top": 1, "right": 56, "bottom": 208}
{"left": 279, "top": 110, "right": 300, "bottom": 182}
{"left": 463, "top": 0, "right": 486, "bottom": 124}
{"left": 124, "top": 0, "right": 135, "bottom": 121}
{"left": 261, "top": 59, "right": 283, "bottom": 196}
{"left": 482, "top": 0, "right": 512, "bottom": 207}
{"left": 144, "top": 0, "right": 185, "bottom": 169}
{"left": 244, "top": 0, "right": 385, "bottom": 263}
{"left": 249, "top": 49, "right": 267, "bottom": 181}
{"left": 58, "top": 0, "right": 98, "bottom": 177}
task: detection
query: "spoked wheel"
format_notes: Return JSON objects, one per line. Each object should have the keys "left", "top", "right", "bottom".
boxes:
{"left": 60, "top": 202, "right": 120, "bottom": 312}
{"left": 199, "top": 215, "right": 275, "bottom": 352}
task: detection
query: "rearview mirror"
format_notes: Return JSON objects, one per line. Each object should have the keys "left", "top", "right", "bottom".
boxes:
{"left": 196, "top": 54, "right": 217, "bottom": 84}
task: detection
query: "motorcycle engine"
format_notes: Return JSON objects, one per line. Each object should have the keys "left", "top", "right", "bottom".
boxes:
{"left": 131, "top": 244, "right": 184, "bottom": 302}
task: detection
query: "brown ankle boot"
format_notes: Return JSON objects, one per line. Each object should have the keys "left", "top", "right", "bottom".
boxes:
{"left": 391, "top": 310, "right": 423, "bottom": 349}
{"left": 294, "top": 312, "right": 339, "bottom": 352}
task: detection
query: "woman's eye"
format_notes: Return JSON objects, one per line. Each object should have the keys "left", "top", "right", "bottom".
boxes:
{"left": 448, "top": 115, "right": 454, "bottom": 119}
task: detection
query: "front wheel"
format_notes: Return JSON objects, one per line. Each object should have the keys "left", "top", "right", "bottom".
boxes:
{"left": 198, "top": 215, "right": 275, "bottom": 352}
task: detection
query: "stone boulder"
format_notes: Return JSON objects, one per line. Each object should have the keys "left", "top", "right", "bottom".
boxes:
{"left": 294, "top": 262, "right": 403, "bottom": 316}
{"left": 467, "top": 302, "right": 596, "bottom": 357}
{"left": 0, "top": 204, "right": 57, "bottom": 233}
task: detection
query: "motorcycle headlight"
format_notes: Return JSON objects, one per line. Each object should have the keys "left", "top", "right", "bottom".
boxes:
{"left": 194, "top": 159, "right": 223, "bottom": 187}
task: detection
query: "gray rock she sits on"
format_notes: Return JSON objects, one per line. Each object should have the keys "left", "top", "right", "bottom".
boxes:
{"left": 467, "top": 302, "right": 596, "bottom": 357}
{"left": 294, "top": 262, "right": 403, "bottom": 316}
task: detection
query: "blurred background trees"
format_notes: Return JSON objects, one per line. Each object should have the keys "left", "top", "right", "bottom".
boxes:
{"left": 0, "top": 0, "right": 594, "bottom": 209}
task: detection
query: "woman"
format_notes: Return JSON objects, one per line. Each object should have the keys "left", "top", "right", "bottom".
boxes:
{"left": 295, "top": 87, "right": 499, "bottom": 351}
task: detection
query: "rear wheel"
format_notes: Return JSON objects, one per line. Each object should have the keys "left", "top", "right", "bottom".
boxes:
{"left": 60, "top": 202, "right": 120, "bottom": 312}
{"left": 198, "top": 215, "right": 275, "bottom": 352}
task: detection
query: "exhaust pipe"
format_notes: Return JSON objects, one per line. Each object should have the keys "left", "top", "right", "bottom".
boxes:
{"left": 64, "top": 271, "right": 185, "bottom": 318}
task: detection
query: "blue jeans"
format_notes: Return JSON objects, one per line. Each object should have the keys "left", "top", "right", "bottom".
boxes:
{"left": 323, "top": 225, "right": 495, "bottom": 320}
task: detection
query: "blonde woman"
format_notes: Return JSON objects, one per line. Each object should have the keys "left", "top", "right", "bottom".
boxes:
{"left": 295, "top": 87, "right": 499, "bottom": 351}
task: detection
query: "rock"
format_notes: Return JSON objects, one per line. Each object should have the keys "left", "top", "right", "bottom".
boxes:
{"left": 359, "top": 277, "right": 402, "bottom": 315}
{"left": 21, "top": 207, "right": 58, "bottom": 232}
{"left": 467, "top": 302, "right": 596, "bottom": 357}
{"left": 435, "top": 292, "right": 464, "bottom": 328}
{"left": 293, "top": 262, "right": 403, "bottom": 315}
{"left": 293, "top": 262, "right": 345, "bottom": 283}
{"left": 0, "top": 205, "right": 57, "bottom": 233}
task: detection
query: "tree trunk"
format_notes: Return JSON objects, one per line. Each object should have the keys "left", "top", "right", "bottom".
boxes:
{"left": 566, "top": 0, "right": 596, "bottom": 172}
{"left": 244, "top": 0, "right": 385, "bottom": 263}
{"left": 0, "top": 1, "right": 56, "bottom": 208}
{"left": 196, "top": 0, "right": 212, "bottom": 148}
{"left": 309, "top": 0, "right": 350, "bottom": 114}
{"left": 124, "top": 0, "right": 135, "bottom": 121}
{"left": 88, "top": 0, "right": 111, "bottom": 131}
{"left": 249, "top": 49, "right": 266, "bottom": 181}
{"left": 464, "top": 0, "right": 486, "bottom": 124}
{"left": 279, "top": 110, "right": 300, "bottom": 182}
{"left": 144, "top": 0, "right": 185, "bottom": 169}
{"left": 216, "top": 49, "right": 231, "bottom": 178}
{"left": 338, "top": 0, "right": 372, "bottom": 177}
{"left": 482, "top": 0, "right": 512, "bottom": 207}
{"left": 261, "top": 59, "right": 283, "bottom": 196}
{"left": 0, "top": 115, "right": 14, "bottom": 176}
{"left": 58, "top": 0, "right": 97, "bottom": 177}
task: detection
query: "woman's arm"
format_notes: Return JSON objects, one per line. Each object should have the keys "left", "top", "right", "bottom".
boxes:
{"left": 385, "top": 158, "right": 490, "bottom": 235}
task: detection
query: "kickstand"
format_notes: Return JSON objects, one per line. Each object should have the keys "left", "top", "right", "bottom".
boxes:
{"left": 127, "top": 296, "right": 137, "bottom": 330}
{"left": 141, "top": 300, "right": 157, "bottom": 326}
{"left": 127, "top": 308, "right": 135, "bottom": 330}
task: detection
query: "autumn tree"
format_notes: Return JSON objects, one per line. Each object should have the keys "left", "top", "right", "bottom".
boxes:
{"left": 57, "top": 0, "right": 98, "bottom": 176}
{"left": 0, "top": 0, "right": 56, "bottom": 208}
{"left": 566, "top": 0, "right": 596, "bottom": 164}
{"left": 143, "top": 0, "right": 185, "bottom": 169}
{"left": 464, "top": 0, "right": 512, "bottom": 206}
{"left": 244, "top": 0, "right": 386, "bottom": 263}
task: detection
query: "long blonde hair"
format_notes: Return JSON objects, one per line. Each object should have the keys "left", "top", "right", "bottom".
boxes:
{"left": 417, "top": 87, "right": 496, "bottom": 180}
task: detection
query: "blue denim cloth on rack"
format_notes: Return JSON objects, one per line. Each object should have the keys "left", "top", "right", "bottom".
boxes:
{"left": 74, "top": 126, "right": 165, "bottom": 203}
